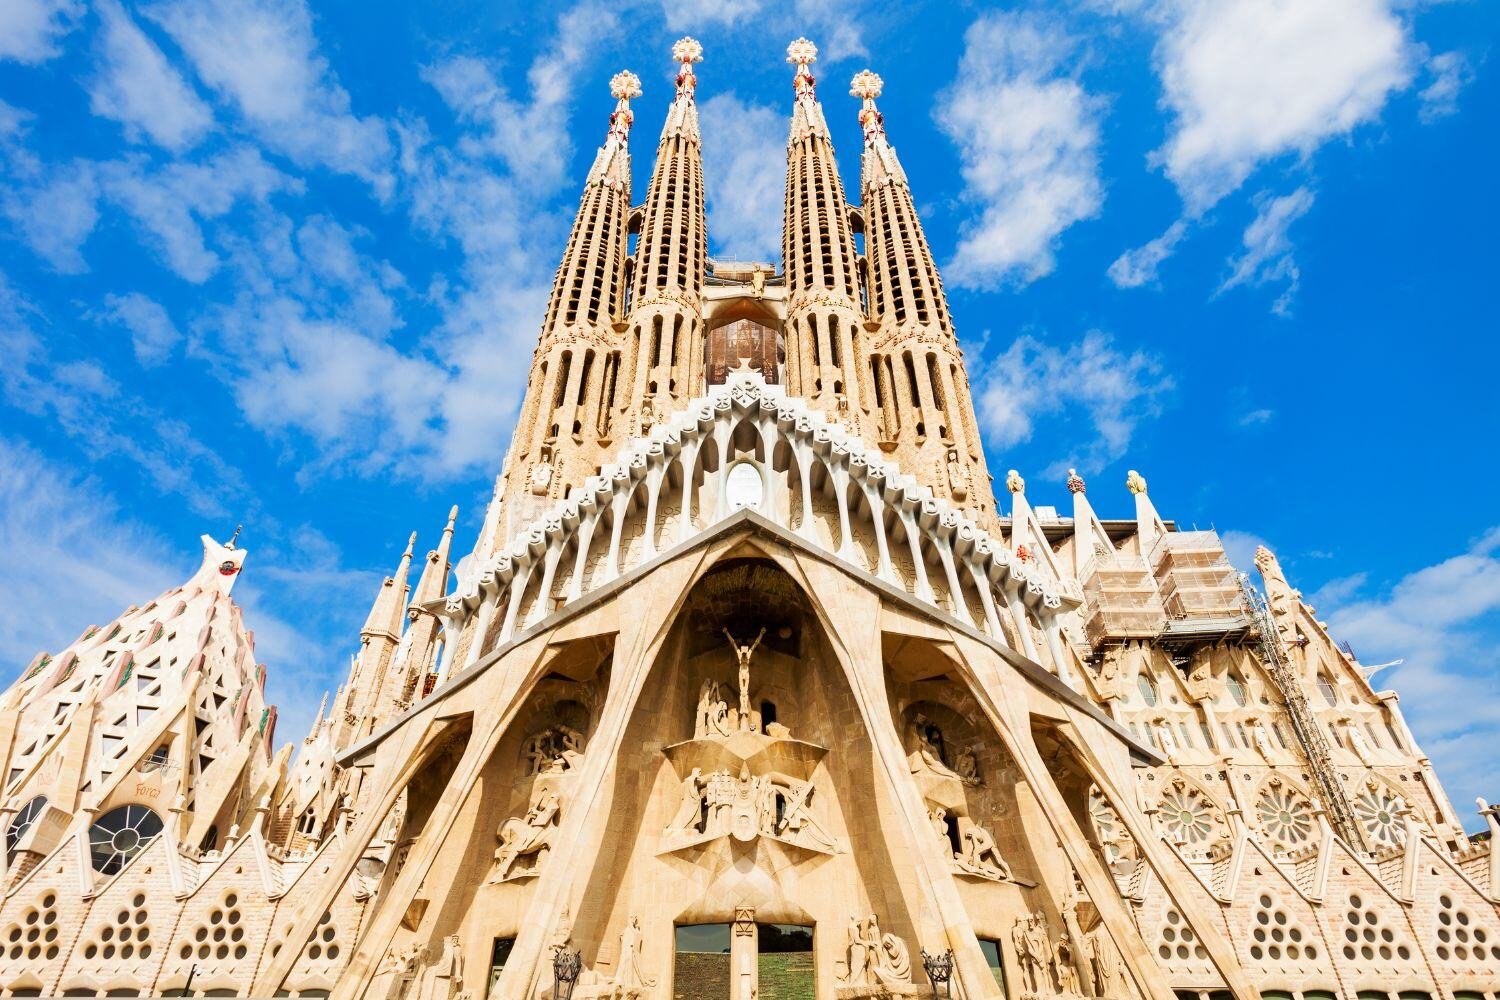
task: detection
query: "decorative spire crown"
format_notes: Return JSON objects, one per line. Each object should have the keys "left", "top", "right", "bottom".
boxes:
{"left": 851, "top": 69, "right": 886, "bottom": 139}
{"left": 672, "top": 37, "right": 703, "bottom": 98}
{"left": 787, "top": 38, "right": 818, "bottom": 98}
{"left": 1066, "top": 468, "right": 1086, "bottom": 494}
{"left": 606, "top": 70, "right": 641, "bottom": 143}
{"left": 1126, "top": 469, "right": 1148, "bottom": 495}
{"left": 1006, "top": 469, "right": 1025, "bottom": 495}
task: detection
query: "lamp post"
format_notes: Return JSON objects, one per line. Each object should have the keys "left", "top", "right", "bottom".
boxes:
{"left": 921, "top": 948, "right": 954, "bottom": 998}
{"left": 552, "top": 947, "right": 582, "bottom": 1000}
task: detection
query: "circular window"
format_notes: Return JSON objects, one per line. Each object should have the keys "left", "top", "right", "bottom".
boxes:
{"left": 6, "top": 796, "right": 48, "bottom": 854}
{"left": 1136, "top": 673, "right": 1158, "bottom": 707}
{"left": 88, "top": 805, "right": 164, "bottom": 875}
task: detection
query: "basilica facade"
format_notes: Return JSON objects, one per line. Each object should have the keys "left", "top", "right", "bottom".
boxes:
{"left": 0, "top": 36, "right": 1496, "bottom": 1000}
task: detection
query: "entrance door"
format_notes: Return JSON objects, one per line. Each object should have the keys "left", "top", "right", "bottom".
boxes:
{"left": 675, "top": 923, "right": 731, "bottom": 999}
{"left": 758, "top": 924, "right": 814, "bottom": 1000}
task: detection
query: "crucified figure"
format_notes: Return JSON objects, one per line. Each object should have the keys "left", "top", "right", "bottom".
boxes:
{"left": 723, "top": 627, "right": 766, "bottom": 732}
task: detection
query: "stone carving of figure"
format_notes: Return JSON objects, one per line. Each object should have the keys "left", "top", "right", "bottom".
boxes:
{"left": 1012, "top": 915, "right": 1044, "bottom": 995}
{"left": 907, "top": 713, "right": 960, "bottom": 779}
{"left": 1088, "top": 928, "right": 1118, "bottom": 996}
{"left": 750, "top": 263, "right": 766, "bottom": 298}
{"left": 959, "top": 822, "right": 1013, "bottom": 881}
{"left": 616, "top": 915, "right": 656, "bottom": 989}
{"left": 1346, "top": 720, "right": 1376, "bottom": 767}
{"left": 556, "top": 725, "right": 585, "bottom": 767}
{"left": 777, "top": 780, "right": 838, "bottom": 852}
{"left": 929, "top": 806, "right": 951, "bottom": 851}
{"left": 946, "top": 448, "right": 971, "bottom": 502}
{"left": 695, "top": 679, "right": 731, "bottom": 738}
{"left": 435, "top": 933, "right": 464, "bottom": 997}
{"left": 490, "top": 787, "right": 560, "bottom": 882}
{"left": 955, "top": 746, "right": 980, "bottom": 784}
{"left": 874, "top": 927, "right": 913, "bottom": 987}
{"left": 1252, "top": 719, "right": 1277, "bottom": 761}
{"left": 706, "top": 770, "right": 736, "bottom": 835}
{"left": 1155, "top": 721, "right": 1180, "bottom": 764}
{"left": 1053, "top": 929, "right": 1080, "bottom": 994}
{"left": 723, "top": 628, "right": 766, "bottom": 732}
{"left": 1185, "top": 646, "right": 1214, "bottom": 703}
{"left": 528, "top": 460, "right": 553, "bottom": 496}
{"left": 666, "top": 768, "right": 707, "bottom": 836}
{"left": 1025, "top": 915, "right": 1052, "bottom": 995}
{"left": 1094, "top": 648, "right": 1124, "bottom": 701}
{"left": 843, "top": 914, "right": 875, "bottom": 986}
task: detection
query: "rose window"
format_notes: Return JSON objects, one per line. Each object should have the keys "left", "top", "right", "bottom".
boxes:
{"left": 5, "top": 795, "right": 47, "bottom": 853}
{"left": 88, "top": 804, "right": 164, "bottom": 875}
{"left": 1256, "top": 785, "right": 1314, "bottom": 848}
{"left": 1159, "top": 785, "right": 1217, "bottom": 846}
{"left": 1353, "top": 786, "right": 1408, "bottom": 848}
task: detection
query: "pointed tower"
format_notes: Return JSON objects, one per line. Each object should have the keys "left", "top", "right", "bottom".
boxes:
{"left": 853, "top": 69, "right": 995, "bottom": 522}
{"left": 334, "top": 533, "right": 415, "bottom": 749}
{"left": 382, "top": 505, "right": 459, "bottom": 713}
{"left": 781, "top": 39, "right": 869, "bottom": 427}
{"left": 0, "top": 533, "right": 280, "bottom": 887}
{"left": 493, "top": 70, "right": 642, "bottom": 546}
{"left": 619, "top": 38, "right": 707, "bottom": 429}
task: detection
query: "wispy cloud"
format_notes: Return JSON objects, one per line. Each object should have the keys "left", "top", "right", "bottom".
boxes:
{"left": 972, "top": 329, "right": 1172, "bottom": 473}
{"left": 0, "top": 0, "right": 82, "bottom": 66}
{"left": 97, "top": 291, "right": 182, "bottom": 366}
{"left": 1219, "top": 186, "right": 1315, "bottom": 316}
{"left": 701, "top": 92, "right": 785, "bottom": 261}
{"left": 145, "top": 0, "right": 393, "bottom": 194}
{"left": 937, "top": 11, "right": 1105, "bottom": 288}
{"left": 1321, "top": 528, "right": 1500, "bottom": 824}
{"left": 1107, "top": 219, "right": 1188, "bottom": 288}
{"left": 1418, "top": 50, "right": 1476, "bottom": 123}
{"left": 89, "top": 0, "right": 213, "bottom": 152}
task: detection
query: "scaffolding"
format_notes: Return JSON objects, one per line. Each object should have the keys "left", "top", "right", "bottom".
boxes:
{"left": 1242, "top": 574, "right": 1366, "bottom": 851}
{"left": 1150, "top": 531, "right": 1248, "bottom": 620}
{"left": 1080, "top": 554, "right": 1165, "bottom": 646}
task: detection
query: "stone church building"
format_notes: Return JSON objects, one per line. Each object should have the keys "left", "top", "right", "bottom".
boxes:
{"left": 1, "top": 36, "right": 1496, "bottom": 1000}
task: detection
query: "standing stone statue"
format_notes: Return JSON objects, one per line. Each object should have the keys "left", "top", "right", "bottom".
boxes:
{"left": 722, "top": 627, "right": 766, "bottom": 732}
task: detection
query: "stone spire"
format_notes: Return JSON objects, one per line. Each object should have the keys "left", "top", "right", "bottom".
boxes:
{"left": 782, "top": 39, "right": 867, "bottom": 425}
{"left": 854, "top": 70, "right": 994, "bottom": 522}
{"left": 360, "top": 532, "right": 415, "bottom": 644}
{"left": 622, "top": 38, "right": 708, "bottom": 425}
{"left": 410, "top": 505, "right": 459, "bottom": 608}
{"left": 492, "top": 72, "right": 641, "bottom": 547}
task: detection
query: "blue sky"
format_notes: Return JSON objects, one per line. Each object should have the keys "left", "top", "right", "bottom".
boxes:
{"left": 1, "top": 0, "right": 1496, "bottom": 825}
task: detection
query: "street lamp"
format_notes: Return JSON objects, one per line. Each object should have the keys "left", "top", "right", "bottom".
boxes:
{"left": 921, "top": 948, "right": 954, "bottom": 998}
{"left": 552, "top": 947, "right": 582, "bottom": 1000}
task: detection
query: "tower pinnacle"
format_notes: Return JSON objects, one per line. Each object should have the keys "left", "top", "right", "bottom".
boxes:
{"left": 606, "top": 70, "right": 641, "bottom": 144}
{"left": 787, "top": 37, "right": 817, "bottom": 98}
{"left": 850, "top": 69, "right": 885, "bottom": 139}
{"left": 672, "top": 37, "right": 702, "bottom": 98}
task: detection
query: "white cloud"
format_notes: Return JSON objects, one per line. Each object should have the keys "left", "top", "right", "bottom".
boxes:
{"left": 0, "top": 163, "right": 99, "bottom": 273}
{"left": 1107, "top": 219, "right": 1188, "bottom": 288}
{"left": 1220, "top": 529, "right": 1269, "bottom": 576}
{"left": 662, "top": 0, "right": 763, "bottom": 30}
{"left": 98, "top": 291, "right": 182, "bottom": 366}
{"left": 937, "top": 12, "right": 1105, "bottom": 288}
{"left": 0, "top": 436, "right": 183, "bottom": 666}
{"left": 145, "top": 0, "right": 393, "bottom": 194}
{"left": 1219, "top": 186, "right": 1315, "bottom": 316}
{"left": 972, "top": 329, "right": 1172, "bottom": 471}
{"left": 1148, "top": 0, "right": 1414, "bottom": 213}
{"left": 99, "top": 147, "right": 299, "bottom": 282}
{"left": 1237, "top": 407, "right": 1274, "bottom": 427}
{"left": 1321, "top": 528, "right": 1500, "bottom": 827}
{"left": 0, "top": 0, "right": 82, "bottom": 65}
{"left": 1418, "top": 50, "right": 1475, "bottom": 123}
{"left": 700, "top": 92, "right": 785, "bottom": 262}
{"left": 89, "top": 0, "right": 213, "bottom": 152}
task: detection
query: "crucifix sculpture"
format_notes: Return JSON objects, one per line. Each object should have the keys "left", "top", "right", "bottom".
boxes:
{"left": 722, "top": 627, "right": 766, "bottom": 732}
